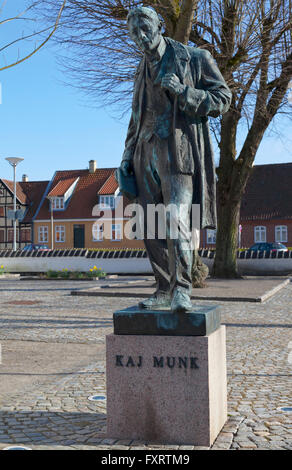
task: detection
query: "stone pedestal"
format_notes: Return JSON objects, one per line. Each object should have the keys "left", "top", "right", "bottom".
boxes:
{"left": 106, "top": 323, "right": 227, "bottom": 446}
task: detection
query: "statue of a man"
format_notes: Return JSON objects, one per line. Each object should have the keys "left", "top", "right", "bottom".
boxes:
{"left": 119, "top": 7, "right": 231, "bottom": 313}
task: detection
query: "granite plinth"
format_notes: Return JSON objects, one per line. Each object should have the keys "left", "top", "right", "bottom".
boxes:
{"left": 106, "top": 326, "right": 227, "bottom": 446}
{"left": 113, "top": 305, "right": 221, "bottom": 336}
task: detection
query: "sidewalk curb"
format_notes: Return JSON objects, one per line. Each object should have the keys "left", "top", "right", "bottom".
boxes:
{"left": 71, "top": 279, "right": 290, "bottom": 303}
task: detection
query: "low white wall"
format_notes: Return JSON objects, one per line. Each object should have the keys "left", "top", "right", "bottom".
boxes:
{"left": 203, "top": 258, "right": 292, "bottom": 275}
{"left": 0, "top": 256, "right": 292, "bottom": 275}
{"left": 0, "top": 256, "right": 153, "bottom": 274}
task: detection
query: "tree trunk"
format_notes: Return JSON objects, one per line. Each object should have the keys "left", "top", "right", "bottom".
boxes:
{"left": 212, "top": 108, "right": 241, "bottom": 278}
{"left": 212, "top": 190, "right": 241, "bottom": 278}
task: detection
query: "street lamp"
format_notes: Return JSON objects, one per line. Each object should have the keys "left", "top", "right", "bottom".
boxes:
{"left": 47, "top": 196, "right": 54, "bottom": 250}
{"left": 5, "top": 157, "right": 24, "bottom": 251}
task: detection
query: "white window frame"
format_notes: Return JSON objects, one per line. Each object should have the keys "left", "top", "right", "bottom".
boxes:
{"left": 99, "top": 195, "right": 115, "bottom": 209}
{"left": 275, "top": 225, "right": 288, "bottom": 243}
{"left": 254, "top": 226, "right": 266, "bottom": 243}
{"left": 92, "top": 222, "right": 104, "bottom": 242}
{"left": 55, "top": 225, "right": 65, "bottom": 243}
{"left": 51, "top": 197, "right": 64, "bottom": 211}
{"left": 207, "top": 229, "right": 216, "bottom": 244}
{"left": 111, "top": 223, "right": 122, "bottom": 241}
{"left": 38, "top": 226, "right": 48, "bottom": 243}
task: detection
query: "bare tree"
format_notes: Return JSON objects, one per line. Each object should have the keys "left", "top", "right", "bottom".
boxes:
{"left": 0, "top": 0, "right": 66, "bottom": 72}
{"left": 34, "top": 0, "right": 292, "bottom": 277}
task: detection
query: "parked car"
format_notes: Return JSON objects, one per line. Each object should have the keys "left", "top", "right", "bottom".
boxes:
{"left": 247, "top": 242, "right": 288, "bottom": 253}
{"left": 22, "top": 244, "right": 49, "bottom": 251}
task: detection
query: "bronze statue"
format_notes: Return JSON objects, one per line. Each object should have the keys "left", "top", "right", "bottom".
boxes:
{"left": 119, "top": 7, "right": 231, "bottom": 313}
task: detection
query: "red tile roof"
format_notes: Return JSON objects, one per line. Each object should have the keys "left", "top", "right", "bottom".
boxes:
{"left": 47, "top": 177, "right": 78, "bottom": 197}
{"left": 98, "top": 173, "right": 119, "bottom": 195}
{"left": 240, "top": 163, "right": 292, "bottom": 220}
{"left": 1, "top": 179, "right": 29, "bottom": 205}
{"left": 35, "top": 168, "right": 117, "bottom": 220}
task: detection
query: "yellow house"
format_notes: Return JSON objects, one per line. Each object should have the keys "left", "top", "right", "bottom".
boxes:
{"left": 33, "top": 160, "right": 144, "bottom": 250}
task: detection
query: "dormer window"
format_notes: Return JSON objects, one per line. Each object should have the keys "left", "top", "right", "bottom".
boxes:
{"left": 52, "top": 197, "right": 64, "bottom": 210}
{"left": 47, "top": 177, "right": 79, "bottom": 212}
{"left": 99, "top": 195, "right": 115, "bottom": 209}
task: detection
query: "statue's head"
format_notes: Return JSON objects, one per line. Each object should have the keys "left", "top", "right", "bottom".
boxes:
{"left": 127, "top": 7, "right": 162, "bottom": 54}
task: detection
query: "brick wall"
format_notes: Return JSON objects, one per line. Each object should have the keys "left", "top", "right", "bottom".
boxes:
{"left": 201, "top": 219, "right": 292, "bottom": 249}
{"left": 240, "top": 219, "right": 292, "bottom": 248}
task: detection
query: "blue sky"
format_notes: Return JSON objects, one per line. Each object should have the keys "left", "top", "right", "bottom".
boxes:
{"left": 0, "top": 1, "right": 291, "bottom": 183}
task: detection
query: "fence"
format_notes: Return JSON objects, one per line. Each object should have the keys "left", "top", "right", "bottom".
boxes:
{"left": 0, "top": 249, "right": 291, "bottom": 275}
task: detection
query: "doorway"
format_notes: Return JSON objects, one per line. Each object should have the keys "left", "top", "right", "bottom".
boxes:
{"left": 74, "top": 224, "right": 85, "bottom": 248}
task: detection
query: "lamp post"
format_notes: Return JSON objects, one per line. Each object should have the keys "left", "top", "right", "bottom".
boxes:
{"left": 47, "top": 196, "right": 54, "bottom": 250}
{"left": 5, "top": 157, "right": 24, "bottom": 251}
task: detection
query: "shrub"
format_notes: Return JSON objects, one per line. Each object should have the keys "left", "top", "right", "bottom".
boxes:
{"left": 46, "top": 270, "right": 59, "bottom": 278}
{"left": 87, "top": 266, "right": 107, "bottom": 278}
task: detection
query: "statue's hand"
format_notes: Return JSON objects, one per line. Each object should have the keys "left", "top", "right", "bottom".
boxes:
{"left": 120, "top": 160, "right": 133, "bottom": 177}
{"left": 161, "top": 73, "right": 186, "bottom": 96}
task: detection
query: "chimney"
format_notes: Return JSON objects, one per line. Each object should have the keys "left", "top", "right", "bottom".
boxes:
{"left": 89, "top": 160, "right": 97, "bottom": 174}
{"left": 22, "top": 174, "right": 28, "bottom": 182}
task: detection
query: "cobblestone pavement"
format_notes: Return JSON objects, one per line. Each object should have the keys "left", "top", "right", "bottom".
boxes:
{"left": 0, "top": 279, "right": 291, "bottom": 450}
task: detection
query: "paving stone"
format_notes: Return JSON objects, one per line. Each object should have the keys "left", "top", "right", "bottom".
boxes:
{"left": 0, "top": 279, "right": 292, "bottom": 450}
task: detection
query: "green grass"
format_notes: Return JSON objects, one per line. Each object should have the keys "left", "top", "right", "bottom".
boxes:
{"left": 45, "top": 268, "right": 106, "bottom": 279}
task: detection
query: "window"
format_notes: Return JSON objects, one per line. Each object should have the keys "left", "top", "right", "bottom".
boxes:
{"left": 0, "top": 207, "right": 4, "bottom": 217}
{"left": 51, "top": 197, "right": 64, "bottom": 210}
{"left": 92, "top": 223, "right": 104, "bottom": 241}
{"left": 55, "top": 225, "right": 65, "bottom": 243}
{"left": 254, "top": 226, "right": 266, "bottom": 243}
{"left": 38, "top": 226, "right": 48, "bottom": 243}
{"left": 0, "top": 229, "right": 4, "bottom": 243}
{"left": 21, "top": 228, "right": 31, "bottom": 242}
{"left": 275, "top": 225, "right": 288, "bottom": 243}
{"left": 99, "top": 195, "right": 115, "bottom": 209}
{"left": 111, "top": 224, "right": 122, "bottom": 241}
{"left": 207, "top": 229, "right": 216, "bottom": 244}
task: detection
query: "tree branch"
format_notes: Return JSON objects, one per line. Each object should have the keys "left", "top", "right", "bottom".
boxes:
{"left": 174, "top": 0, "right": 198, "bottom": 44}
{"left": 0, "top": 25, "right": 55, "bottom": 54}
{"left": 144, "top": 0, "right": 180, "bottom": 37}
{"left": 267, "top": 52, "right": 292, "bottom": 116}
{"left": 193, "top": 20, "right": 221, "bottom": 47}
{"left": 0, "top": 0, "right": 66, "bottom": 72}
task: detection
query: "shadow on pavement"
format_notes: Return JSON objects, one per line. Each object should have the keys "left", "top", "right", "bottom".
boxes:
{"left": 0, "top": 410, "right": 106, "bottom": 447}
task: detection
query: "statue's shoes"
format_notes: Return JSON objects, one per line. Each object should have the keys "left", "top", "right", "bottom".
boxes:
{"left": 139, "top": 293, "right": 171, "bottom": 310}
{"left": 171, "top": 289, "right": 193, "bottom": 314}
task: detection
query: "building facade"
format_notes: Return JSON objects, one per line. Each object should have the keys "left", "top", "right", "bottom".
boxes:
{"left": 33, "top": 161, "right": 144, "bottom": 250}
{"left": 2, "top": 161, "right": 291, "bottom": 251}
{"left": 0, "top": 178, "right": 49, "bottom": 249}
{"left": 201, "top": 162, "right": 292, "bottom": 249}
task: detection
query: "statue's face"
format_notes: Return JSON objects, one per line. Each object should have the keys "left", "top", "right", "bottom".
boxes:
{"left": 128, "top": 15, "right": 162, "bottom": 53}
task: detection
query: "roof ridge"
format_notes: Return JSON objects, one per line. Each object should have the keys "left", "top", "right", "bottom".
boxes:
{"left": 254, "top": 162, "right": 292, "bottom": 167}
{"left": 54, "top": 167, "right": 117, "bottom": 174}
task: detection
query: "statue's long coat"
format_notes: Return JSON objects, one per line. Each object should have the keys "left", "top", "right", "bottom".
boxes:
{"left": 122, "top": 37, "right": 232, "bottom": 229}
